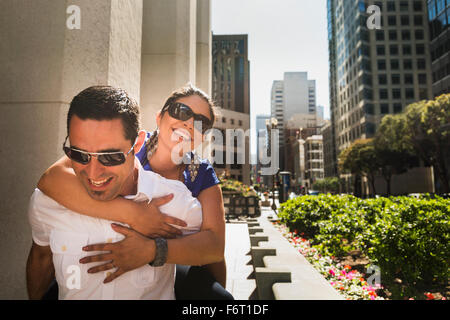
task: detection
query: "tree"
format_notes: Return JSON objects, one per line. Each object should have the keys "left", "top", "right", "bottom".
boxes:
{"left": 404, "top": 94, "right": 450, "bottom": 194}
{"left": 374, "top": 114, "right": 416, "bottom": 195}
{"left": 312, "top": 177, "right": 340, "bottom": 194}
{"left": 357, "top": 139, "right": 380, "bottom": 196}
{"left": 338, "top": 139, "right": 379, "bottom": 197}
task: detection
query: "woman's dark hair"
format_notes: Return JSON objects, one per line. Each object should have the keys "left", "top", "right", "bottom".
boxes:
{"left": 160, "top": 83, "right": 216, "bottom": 124}
{"left": 67, "top": 85, "right": 141, "bottom": 144}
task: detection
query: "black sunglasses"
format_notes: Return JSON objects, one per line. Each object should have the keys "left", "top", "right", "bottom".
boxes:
{"left": 63, "top": 136, "right": 136, "bottom": 166}
{"left": 165, "top": 102, "right": 212, "bottom": 133}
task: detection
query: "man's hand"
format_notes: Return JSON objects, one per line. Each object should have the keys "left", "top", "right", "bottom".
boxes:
{"left": 130, "top": 194, "right": 187, "bottom": 238}
{"left": 79, "top": 223, "right": 156, "bottom": 283}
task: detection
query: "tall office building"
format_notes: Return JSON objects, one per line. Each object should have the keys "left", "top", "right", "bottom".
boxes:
{"left": 270, "top": 72, "right": 317, "bottom": 171}
{"left": 212, "top": 34, "right": 251, "bottom": 184}
{"left": 327, "top": 0, "right": 433, "bottom": 171}
{"left": 427, "top": 0, "right": 450, "bottom": 96}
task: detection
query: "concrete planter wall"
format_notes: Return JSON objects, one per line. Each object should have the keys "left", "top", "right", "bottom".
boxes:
{"left": 222, "top": 191, "right": 261, "bottom": 220}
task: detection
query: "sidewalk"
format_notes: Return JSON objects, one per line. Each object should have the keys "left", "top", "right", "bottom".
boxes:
{"left": 224, "top": 204, "right": 277, "bottom": 299}
{"left": 224, "top": 200, "right": 343, "bottom": 300}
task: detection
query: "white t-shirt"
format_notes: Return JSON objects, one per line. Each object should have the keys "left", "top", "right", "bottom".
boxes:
{"left": 28, "top": 161, "right": 202, "bottom": 300}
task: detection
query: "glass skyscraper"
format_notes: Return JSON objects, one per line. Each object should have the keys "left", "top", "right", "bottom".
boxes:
{"left": 427, "top": 0, "right": 450, "bottom": 96}
{"left": 326, "top": 0, "right": 433, "bottom": 178}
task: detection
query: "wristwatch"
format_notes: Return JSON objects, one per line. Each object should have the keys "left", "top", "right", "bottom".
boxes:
{"left": 149, "top": 237, "right": 168, "bottom": 267}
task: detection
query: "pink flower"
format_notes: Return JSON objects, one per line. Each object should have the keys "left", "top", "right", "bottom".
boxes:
{"left": 329, "top": 269, "right": 335, "bottom": 276}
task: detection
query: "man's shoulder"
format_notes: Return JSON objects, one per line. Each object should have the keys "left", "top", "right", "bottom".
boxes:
{"left": 30, "top": 188, "right": 68, "bottom": 211}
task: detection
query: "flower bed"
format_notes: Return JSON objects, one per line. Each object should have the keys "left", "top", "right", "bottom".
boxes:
{"left": 273, "top": 222, "right": 384, "bottom": 300}
{"left": 276, "top": 194, "right": 449, "bottom": 300}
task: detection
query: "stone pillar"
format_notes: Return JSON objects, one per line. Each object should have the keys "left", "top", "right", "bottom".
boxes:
{"left": 0, "top": 0, "right": 142, "bottom": 299}
{"left": 196, "top": 0, "right": 211, "bottom": 95}
{"left": 140, "top": 0, "right": 198, "bottom": 131}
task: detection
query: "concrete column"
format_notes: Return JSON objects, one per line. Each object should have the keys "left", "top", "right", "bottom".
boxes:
{"left": 196, "top": 0, "right": 211, "bottom": 95}
{"left": 0, "top": 0, "right": 143, "bottom": 299}
{"left": 140, "top": 0, "right": 198, "bottom": 131}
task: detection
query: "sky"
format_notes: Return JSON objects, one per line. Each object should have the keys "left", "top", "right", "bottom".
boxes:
{"left": 211, "top": 0, "right": 330, "bottom": 155}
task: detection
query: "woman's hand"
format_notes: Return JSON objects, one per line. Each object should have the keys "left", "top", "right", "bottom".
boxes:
{"left": 129, "top": 194, "right": 187, "bottom": 238}
{"left": 79, "top": 223, "right": 156, "bottom": 283}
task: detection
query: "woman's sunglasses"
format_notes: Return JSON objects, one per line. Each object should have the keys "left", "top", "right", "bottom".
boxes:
{"left": 165, "top": 102, "right": 212, "bottom": 133}
{"left": 63, "top": 136, "right": 136, "bottom": 166}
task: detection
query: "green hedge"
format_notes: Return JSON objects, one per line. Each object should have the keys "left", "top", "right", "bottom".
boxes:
{"left": 278, "top": 194, "right": 450, "bottom": 287}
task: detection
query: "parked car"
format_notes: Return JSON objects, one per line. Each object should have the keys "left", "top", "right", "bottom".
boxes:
{"left": 308, "top": 190, "right": 320, "bottom": 196}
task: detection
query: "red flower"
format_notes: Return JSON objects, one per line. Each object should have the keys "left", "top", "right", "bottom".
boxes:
{"left": 425, "top": 293, "right": 435, "bottom": 300}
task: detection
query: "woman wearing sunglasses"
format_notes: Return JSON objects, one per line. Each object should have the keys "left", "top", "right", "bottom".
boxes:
{"left": 37, "top": 84, "right": 231, "bottom": 299}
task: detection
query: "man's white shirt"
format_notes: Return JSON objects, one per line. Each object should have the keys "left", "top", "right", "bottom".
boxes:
{"left": 28, "top": 161, "right": 203, "bottom": 300}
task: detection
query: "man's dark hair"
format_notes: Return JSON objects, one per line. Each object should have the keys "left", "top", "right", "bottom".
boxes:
{"left": 67, "top": 86, "right": 141, "bottom": 143}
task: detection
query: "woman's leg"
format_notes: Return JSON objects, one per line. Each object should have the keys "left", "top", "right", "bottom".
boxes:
{"left": 175, "top": 265, "right": 234, "bottom": 300}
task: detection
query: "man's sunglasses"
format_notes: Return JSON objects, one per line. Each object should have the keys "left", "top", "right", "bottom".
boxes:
{"left": 165, "top": 102, "right": 212, "bottom": 133}
{"left": 63, "top": 136, "right": 136, "bottom": 166}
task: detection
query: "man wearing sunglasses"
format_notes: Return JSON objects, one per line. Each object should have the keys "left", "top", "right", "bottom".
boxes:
{"left": 25, "top": 86, "right": 222, "bottom": 299}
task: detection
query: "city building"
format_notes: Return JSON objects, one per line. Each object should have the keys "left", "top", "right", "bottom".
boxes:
{"left": 0, "top": 0, "right": 212, "bottom": 299}
{"left": 270, "top": 72, "right": 317, "bottom": 171}
{"left": 327, "top": 0, "right": 434, "bottom": 192}
{"left": 211, "top": 34, "right": 251, "bottom": 184}
{"left": 321, "top": 120, "right": 337, "bottom": 178}
{"left": 304, "top": 135, "right": 325, "bottom": 188}
{"left": 427, "top": 0, "right": 450, "bottom": 96}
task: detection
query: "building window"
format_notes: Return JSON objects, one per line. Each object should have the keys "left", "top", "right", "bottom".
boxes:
{"left": 379, "top": 74, "right": 387, "bottom": 84}
{"left": 393, "top": 103, "right": 403, "bottom": 113}
{"left": 389, "top": 30, "right": 398, "bottom": 40}
{"left": 364, "top": 103, "right": 374, "bottom": 115}
{"left": 388, "top": 15, "right": 397, "bottom": 26}
{"left": 400, "top": 15, "right": 410, "bottom": 26}
{"left": 391, "top": 74, "right": 400, "bottom": 84}
{"left": 413, "top": 1, "right": 422, "bottom": 12}
{"left": 380, "top": 104, "right": 389, "bottom": 114}
{"left": 402, "top": 45, "right": 412, "bottom": 55}
{"left": 414, "top": 15, "right": 423, "bottom": 26}
{"left": 417, "top": 59, "right": 426, "bottom": 69}
{"left": 405, "top": 88, "right": 415, "bottom": 99}
{"left": 377, "top": 60, "right": 386, "bottom": 70}
{"left": 376, "top": 45, "right": 385, "bottom": 55}
{"left": 379, "top": 89, "right": 388, "bottom": 99}
{"left": 222, "top": 117, "right": 226, "bottom": 123}
{"left": 391, "top": 59, "right": 399, "bottom": 70}
{"left": 387, "top": 1, "right": 396, "bottom": 12}
{"left": 404, "top": 59, "right": 413, "bottom": 70}
{"left": 404, "top": 73, "right": 414, "bottom": 84}
{"left": 390, "top": 45, "right": 399, "bottom": 55}
{"left": 415, "top": 29, "right": 424, "bottom": 40}
{"left": 392, "top": 88, "right": 402, "bottom": 99}
{"left": 238, "top": 120, "right": 242, "bottom": 126}
{"left": 400, "top": 1, "right": 409, "bottom": 11}
{"left": 376, "top": 30, "right": 385, "bottom": 41}
{"left": 418, "top": 74, "right": 427, "bottom": 84}
{"left": 416, "top": 44, "right": 425, "bottom": 55}
{"left": 401, "top": 30, "right": 411, "bottom": 40}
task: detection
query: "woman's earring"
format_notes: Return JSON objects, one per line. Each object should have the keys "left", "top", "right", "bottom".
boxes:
{"left": 146, "top": 128, "right": 159, "bottom": 160}
{"left": 188, "top": 152, "right": 201, "bottom": 182}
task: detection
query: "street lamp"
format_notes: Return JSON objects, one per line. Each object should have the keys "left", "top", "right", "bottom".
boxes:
{"left": 266, "top": 117, "right": 279, "bottom": 213}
